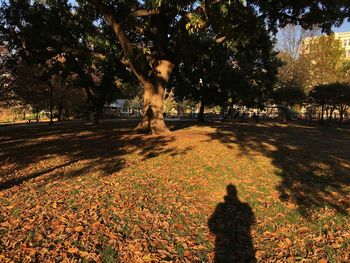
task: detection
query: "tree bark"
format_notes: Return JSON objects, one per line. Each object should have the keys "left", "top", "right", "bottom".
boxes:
{"left": 35, "top": 107, "right": 39, "bottom": 123}
{"left": 134, "top": 60, "right": 173, "bottom": 134}
{"left": 329, "top": 107, "right": 334, "bottom": 121}
{"left": 198, "top": 102, "right": 205, "bottom": 122}
{"left": 280, "top": 107, "right": 287, "bottom": 123}
{"left": 134, "top": 82, "right": 169, "bottom": 134}
{"left": 57, "top": 103, "right": 63, "bottom": 122}
{"left": 94, "top": 104, "right": 103, "bottom": 124}
{"left": 339, "top": 106, "right": 346, "bottom": 126}
{"left": 320, "top": 104, "right": 324, "bottom": 125}
{"left": 87, "top": 0, "right": 173, "bottom": 134}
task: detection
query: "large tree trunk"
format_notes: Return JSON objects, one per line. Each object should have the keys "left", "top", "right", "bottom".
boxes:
{"left": 134, "top": 82, "right": 169, "bottom": 134}
{"left": 86, "top": 1, "right": 173, "bottom": 134}
{"left": 134, "top": 60, "right": 173, "bottom": 134}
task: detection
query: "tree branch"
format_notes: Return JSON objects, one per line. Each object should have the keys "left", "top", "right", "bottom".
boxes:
{"left": 128, "top": 9, "right": 160, "bottom": 20}
{"left": 61, "top": 47, "right": 106, "bottom": 60}
{"left": 86, "top": 0, "right": 149, "bottom": 84}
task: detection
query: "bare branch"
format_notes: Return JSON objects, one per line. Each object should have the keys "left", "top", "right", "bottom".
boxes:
{"left": 128, "top": 9, "right": 160, "bottom": 20}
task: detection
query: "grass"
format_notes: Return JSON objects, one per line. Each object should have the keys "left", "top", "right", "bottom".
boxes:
{"left": 0, "top": 120, "right": 349, "bottom": 262}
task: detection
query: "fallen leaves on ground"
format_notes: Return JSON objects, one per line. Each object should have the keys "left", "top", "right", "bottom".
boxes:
{"left": 0, "top": 120, "right": 349, "bottom": 262}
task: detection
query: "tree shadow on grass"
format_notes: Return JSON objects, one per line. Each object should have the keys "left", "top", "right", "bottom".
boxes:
{"left": 205, "top": 122, "right": 350, "bottom": 217}
{"left": 209, "top": 184, "right": 256, "bottom": 263}
{"left": 0, "top": 120, "right": 190, "bottom": 190}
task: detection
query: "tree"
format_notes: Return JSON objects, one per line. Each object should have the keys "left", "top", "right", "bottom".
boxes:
{"left": 0, "top": 46, "right": 16, "bottom": 107}
{"left": 6, "top": 63, "right": 51, "bottom": 121}
{"left": 163, "top": 89, "right": 177, "bottom": 116}
{"left": 278, "top": 25, "right": 320, "bottom": 60}
{"left": 174, "top": 23, "right": 280, "bottom": 122}
{"left": 51, "top": 73, "right": 87, "bottom": 122}
{"left": 277, "top": 52, "right": 308, "bottom": 93}
{"left": 173, "top": 34, "right": 232, "bottom": 121}
{"left": 275, "top": 51, "right": 307, "bottom": 123}
{"left": 272, "top": 85, "right": 305, "bottom": 123}
{"left": 0, "top": 0, "right": 133, "bottom": 124}
{"left": 275, "top": 26, "right": 320, "bottom": 122}
{"left": 309, "top": 82, "right": 350, "bottom": 125}
{"left": 3, "top": 0, "right": 350, "bottom": 133}
{"left": 301, "top": 34, "right": 346, "bottom": 91}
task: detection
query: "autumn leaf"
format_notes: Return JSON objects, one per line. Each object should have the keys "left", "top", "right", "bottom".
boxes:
{"left": 74, "top": 226, "right": 84, "bottom": 232}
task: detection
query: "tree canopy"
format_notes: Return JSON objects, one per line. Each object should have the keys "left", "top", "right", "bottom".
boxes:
{"left": 1, "top": 0, "right": 350, "bottom": 132}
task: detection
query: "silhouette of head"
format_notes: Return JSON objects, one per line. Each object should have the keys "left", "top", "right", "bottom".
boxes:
{"left": 225, "top": 184, "right": 238, "bottom": 202}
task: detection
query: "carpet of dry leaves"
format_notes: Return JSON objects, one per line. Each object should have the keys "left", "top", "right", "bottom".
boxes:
{"left": 0, "top": 120, "right": 349, "bottom": 262}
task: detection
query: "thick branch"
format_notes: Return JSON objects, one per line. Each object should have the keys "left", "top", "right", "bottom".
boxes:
{"left": 128, "top": 9, "right": 160, "bottom": 20}
{"left": 61, "top": 47, "right": 106, "bottom": 60}
{"left": 86, "top": 0, "right": 149, "bottom": 83}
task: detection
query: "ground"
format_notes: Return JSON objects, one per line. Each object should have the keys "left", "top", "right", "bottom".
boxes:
{"left": 0, "top": 120, "right": 349, "bottom": 262}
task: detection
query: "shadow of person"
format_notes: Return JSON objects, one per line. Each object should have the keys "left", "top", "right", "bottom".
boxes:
{"left": 208, "top": 184, "right": 256, "bottom": 263}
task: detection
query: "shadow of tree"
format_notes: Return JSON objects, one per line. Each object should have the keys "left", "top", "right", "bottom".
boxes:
{"left": 205, "top": 122, "right": 350, "bottom": 217}
{"left": 0, "top": 120, "right": 190, "bottom": 189}
{"left": 209, "top": 184, "right": 256, "bottom": 263}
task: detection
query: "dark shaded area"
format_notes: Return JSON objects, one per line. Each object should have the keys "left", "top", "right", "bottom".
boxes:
{"left": 0, "top": 159, "right": 80, "bottom": 190}
{"left": 206, "top": 121, "right": 350, "bottom": 217}
{"left": 1, "top": 120, "right": 349, "bottom": 218}
{"left": 209, "top": 184, "right": 256, "bottom": 263}
{"left": 0, "top": 120, "right": 190, "bottom": 189}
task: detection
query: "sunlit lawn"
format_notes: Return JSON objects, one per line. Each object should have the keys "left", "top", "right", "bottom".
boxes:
{"left": 0, "top": 120, "right": 349, "bottom": 262}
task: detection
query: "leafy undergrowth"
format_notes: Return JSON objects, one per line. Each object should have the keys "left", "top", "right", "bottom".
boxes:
{"left": 0, "top": 120, "right": 350, "bottom": 262}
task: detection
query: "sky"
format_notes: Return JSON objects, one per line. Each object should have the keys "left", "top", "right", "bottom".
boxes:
{"left": 333, "top": 21, "right": 350, "bottom": 33}
{"left": 275, "top": 21, "right": 350, "bottom": 50}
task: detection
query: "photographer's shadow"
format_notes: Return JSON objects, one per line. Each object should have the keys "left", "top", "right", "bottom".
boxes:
{"left": 209, "top": 184, "right": 256, "bottom": 263}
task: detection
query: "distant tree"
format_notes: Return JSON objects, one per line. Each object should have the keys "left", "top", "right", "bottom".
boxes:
{"left": 0, "top": 1, "right": 133, "bottom": 124}
{"left": 309, "top": 82, "right": 350, "bottom": 124}
{"left": 275, "top": 49, "right": 307, "bottom": 123}
{"left": 8, "top": 64, "right": 50, "bottom": 121}
{"left": 174, "top": 27, "right": 280, "bottom": 122}
{"left": 301, "top": 35, "right": 346, "bottom": 91}
{"left": 129, "top": 95, "right": 143, "bottom": 112}
{"left": 275, "top": 26, "right": 320, "bottom": 122}
{"left": 51, "top": 73, "right": 87, "bottom": 121}
{"left": 174, "top": 34, "right": 232, "bottom": 121}
{"left": 163, "top": 89, "right": 177, "bottom": 116}
{"left": 277, "top": 52, "right": 308, "bottom": 93}
{"left": 272, "top": 85, "right": 305, "bottom": 123}
{"left": 279, "top": 25, "right": 320, "bottom": 60}
{"left": 329, "top": 83, "right": 350, "bottom": 124}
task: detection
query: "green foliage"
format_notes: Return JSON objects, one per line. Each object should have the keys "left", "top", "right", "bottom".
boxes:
{"left": 310, "top": 82, "right": 350, "bottom": 106}
{"left": 1, "top": 0, "right": 136, "bottom": 121}
{"left": 163, "top": 89, "right": 177, "bottom": 114}
{"left": 273, "top": 85, "right": 305, "bottom": 106}
{"left": 2, "top": 0, "right": 350, "bottom": 125}
{"left": 301, "top": 35, "right": 346, "bottom": 90}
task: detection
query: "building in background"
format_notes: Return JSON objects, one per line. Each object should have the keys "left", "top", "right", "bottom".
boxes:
{"left": 301, "top": 31, "right": 350, "bottom": 58}
{"left": 336, "top": 31, "right": 350, "bottom": 58}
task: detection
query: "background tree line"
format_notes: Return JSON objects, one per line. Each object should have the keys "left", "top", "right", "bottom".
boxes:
{"left": 1, "top": 1, "right": 350, "bottom": 131}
